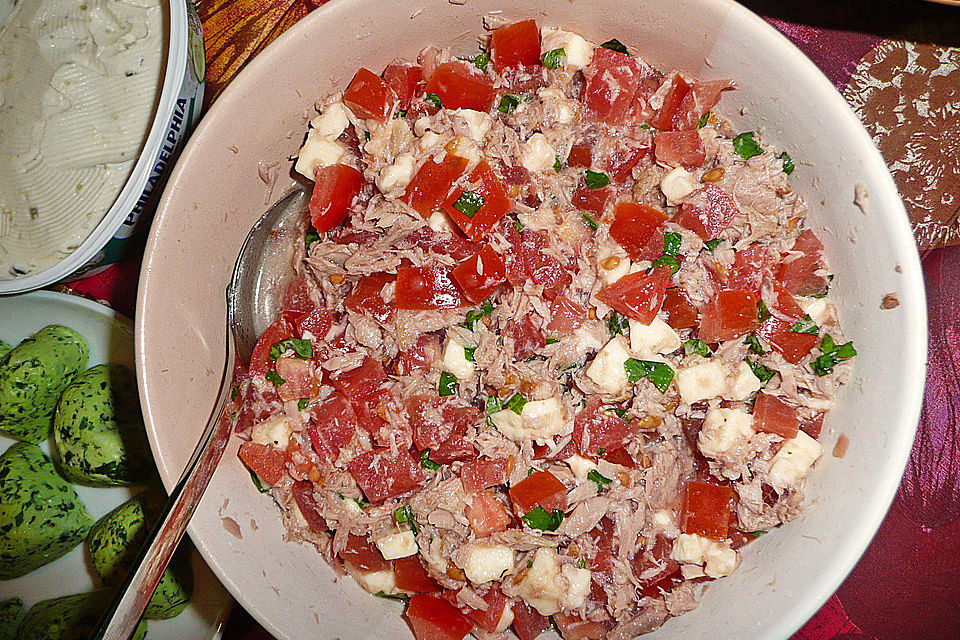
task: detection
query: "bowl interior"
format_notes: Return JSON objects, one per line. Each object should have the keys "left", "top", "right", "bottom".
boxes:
{"left": 136, "top": 1, "right": 926, "bottom": 639}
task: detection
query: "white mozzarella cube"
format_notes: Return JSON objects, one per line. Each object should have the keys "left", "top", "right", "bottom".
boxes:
{"left": 452, "top": 108, "right": 493, "bottom": 141}
{"left": 703, "top": 544, "right": 739, "bottom": 578}
{"left": 459, "top": 543, "right": 516, "bottom": 585}
{"left": 797, "top": 296, "right": 829, "bottom": 325}
{"left": 671, "top": 533, "right": 738, "bottom": 578}
{"left": 351, "top": 567, "right": 398, "bottom": 595}
{"left": 250, "top": 416, "right": 292, "bottom": 449}
{"left": 375, "top": 530, "right": 418, "bottom": 560}
{"left": 585, "top": 336, "right": 631, "bottom": 395}
{"left": 313, "top": 102, "right": 350, "bottom": 139}
{"left": 414, "top": 116, "right": 432, "bottom": 137}
{"left": 446, "top": 135, "right": 482, "bottom": 164}
{"left": 698, "top": 407, "right": 755, "bottom": 458}
{"left": 442, "top": 338, "right": 475, "bottom": 379}
{"left": 521, "top": 133, "right": 557, "bottom": 173}
{"left": 598, "top": 253, "right": 631, "bottom": 286}
{"left": 376, "top": 152, "right": 416, "bottom": 194}
{"left": 427, "top": 210, "right": 457, "bottom": 233}
{"left": 518, "top": 548, "right": 591, "bottom": 616}
{"left": 540, "top": 28, "right": 595, "bottom": 70}
{"left": 294, "top": 134, "right": 347, "bottom": 179}
{"left": 520, "top": 397, "right": 568, "bottom": 440}
{"left": 537, "top": 88, "right": 576, "bottom": 125}
{"left": 494, "top": 604, "right": 515, "bottom": 633}
{"left": 565, "top": 454, "right": 598, "bottom": 482}
{"left": 490, "top": 409, "right": 525, "bottom": 440}
{"left": 768, "top": 430, "right": 824, "bottom": 490}
{"left": 724, "top": 361, "right": 763, "bottom": 401}
{"left": 675, "top": 359, "right": 727, "bottom": 405}
{"left": 660, "top": 166, "right": 700, "bottom": 204}
{"left": 629, "top": 316, "right": 682, "bottom": 356}
{"left": 671, "top": 533, "right": 709, "bottom": 565}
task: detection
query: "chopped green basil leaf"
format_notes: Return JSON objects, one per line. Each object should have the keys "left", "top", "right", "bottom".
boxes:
{"left": 811, "top": 335, "right": 857, "bottom": 376}
{"left": 541, "top": 47, "right": 566, "bottom": 69}
{"left": 704, "top": 239, "right": 722, "bottom": 252}
{"left": 744, "top": 333, "right": 765, "bottom": 355}
{"left": 577, "top": 558, "right": 587, "bottom": 569}
{"left": 248, "top": 469, "right": 270, "bottom": 493}
{"left": 788, "top": 315, "right": 819, "bottom": 335}
{"left": 424, "top": 93, "right": 443, "bottom": 109}
{"left": 420, "top": 449, "right": 441, "bottom": 471}
{"left": 305, "top": 230, "right": 321, "bottom": 250}
{"left": 748, "top": 359, "right": 776, "bottom": 384}
{"left": 553, "top": 155, "right": 562, "bottom": 173}
{"left": 374, "top": 591, "right": 410, "bottom": 601}
{"left": 527, "top": 467, "right": 536, "bottom": 476}
{"left": 623, "top": 358, "right": 675, "bottom": 393}
{"left": 608, "top": 407, "right": 629, "bottom": 420}
{"left": 452, "top": 190, "right": 484, "bottom": 218}
{"left": 460, "top": 299, "right": 496, "bottom": 330}
{"left": 545, "top": 337, "right": 561, "bottom": 345}
{"left": 600, "top": 38, "right": 628, "bottom": 53}
{"left": 474, "top": 50, "right": 490, "bottom": 71}
{"left": 597, "top": 447, "right": 607, "bottom": 455}
{"left": 749, "top": 530, "right": 767, "bottom": 538}
{"left": 582, "top": 212, "right": 600, "bottom": 231}
{"left": 505, "top": 393, "right": 527, "bottom": 415}
{"left": 663, "top": 232, "right": 682, "bottom": 257}
{"left": 513, "top": 218, "right": 525, "bottom": 233}
{"left": 587, "top": 469, "right": 612, "bottom": 493}
{"left": 640, "top": 123, "right": 651, "bottom": 130}
{"left": 353, "top": 497, "right": 369, "bottom": 510}
{"left": 683, "top": 338, "right": 711, "bottom": 357}
{"left": 498, "top": 94, "right": 523, "bottom": 114}
{"left": 486, "top": 396, "right": 504, "bottom": 414}
{"left": 584, "top": 169, "right": 611, "bottom": 189}
{"left": 231, "top": 385, "right": 240, "bottom": 401}
{"left": 757, "top": 299, "right": 772, "bottom": 324}
{"left": 651, "top": 255, "right": 680, "bottom": 274}
{"left": 297, "top": 399, "right": 309, "bottom": 411}
{"left": 463, "top": 346, "right": 477, "bottom": 362}
{"left": 264, "top": 370, "right": 285, "bottom": 386}
{"left": 269, "top": 337, "right": 314, "bottom": 361}
{"left": 364, "top": 130, "right": 371, "bottom": 142}
{"left": 393, "top": 505, "right": 419, "bottom": 533}
{"left": 438, "top": 371, "right": 459, "bottom": 396}
{"left": 733, "top": 131, "right": 763, "bottom": 160}
{"left": 607, "top": 310, "right": 629, "bottom": 336}
{"left": 697, "top": 111, "right": 711, "bottom": 129}
{"left": 778, "top": 151, "right": 795, "bottom": 175}
{"left": 521, "top": 505, "right": 564, "bottom": 531}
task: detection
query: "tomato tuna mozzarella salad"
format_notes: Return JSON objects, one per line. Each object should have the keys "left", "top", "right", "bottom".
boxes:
{"left": 230, "top": 18, "right": 857, "bottom": 640}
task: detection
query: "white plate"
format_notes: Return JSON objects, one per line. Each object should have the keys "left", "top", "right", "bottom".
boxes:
{"left": 0, "top": 290, "right": 233, "bottom": 638}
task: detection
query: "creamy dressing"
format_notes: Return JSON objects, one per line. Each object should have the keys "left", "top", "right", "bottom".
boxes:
{"left": 0, "top": 0, "right": 165, "bottom": 278}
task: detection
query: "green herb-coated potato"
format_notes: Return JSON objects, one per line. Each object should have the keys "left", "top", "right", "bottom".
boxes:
{"left": 16, "top": 593, "right": 147, "bottom": 640}
{"left": 52, "top": 364, "right": 150, "bottom": 486}
{"left": 0, "top": 325, "right": 88, "bottom": 443}
{"left": 0, "top": 443, "right": 92, "bottom": 580}
{"left": 0, "top": 341, "right": 11, "bottom": 366}
{"left": 0, "top": 598, "right": 23, "bottom": 640}
{"left": 87, "top": 490, "right": 194, "bottom": 619}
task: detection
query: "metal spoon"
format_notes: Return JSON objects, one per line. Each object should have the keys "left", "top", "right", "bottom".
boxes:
{"left": 93, "top": 187, "right": 310, "bottom": 639}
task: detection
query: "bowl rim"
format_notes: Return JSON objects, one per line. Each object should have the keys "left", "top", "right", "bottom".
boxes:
{"left": 136, "top": 0, "right": 927, "bottom": 637}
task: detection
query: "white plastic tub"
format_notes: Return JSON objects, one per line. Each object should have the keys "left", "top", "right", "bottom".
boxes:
{"left": 0, "top": 0, "right": 205, "bottom": 294}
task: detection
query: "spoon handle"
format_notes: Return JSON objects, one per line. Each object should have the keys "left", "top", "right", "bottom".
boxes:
{"left": 92, "top": 332, "right": 237, "bottom": 639}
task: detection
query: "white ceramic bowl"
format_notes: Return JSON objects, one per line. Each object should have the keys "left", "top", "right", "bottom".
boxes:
{"left": 136, "top": 1, "right": 927, "bottom": 638}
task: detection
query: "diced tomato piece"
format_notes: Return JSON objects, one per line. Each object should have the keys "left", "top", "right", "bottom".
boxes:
{"left": 452, "top": 244, "right": 506, "bottom": 303}
{"left": 309, "top": 164, "right": 363, "bottom": 233}
{"left": 308, "top": 393, "right": 358, "bottom": 461}
{"left": 545, "top": 295, "right": 588, "bottom": 335}
{"left": 567, "top": 143, "right": 593, "bottom": 168}
{"left": 404, "top": 154, "right": 469, "bottom": 218}
{"left": 776, "top": 229, "right": 829, "bottom": 296}
{"left": 609, "top": 202, "right": 669, "bottom": 260}
{"left": 431, "top": 434, "right": 476, "bottom": 464}
{"left": 296, "top": 308, "right": 337, "bottom": 340}
{"left": 384, "top": 63, "right": 422, "bottom": 109}
{"left": 291, "top": 480, "right": 328, "bottom": 534}
{"left": 674, "top": 184, "right": 738, "bottom": 240}
{"left": 351, "top": 388, "right": 388, "bottom": 436}
{"left": 753, "top": 392, "right": 800, "bottom": 439}
{"left": 238, "top": 441, "right": 287, "bottom": 485}
{"left": 345, "top": 272, "right": 395, "bottom": 323}
{"left": 673, "top": 79, "right": 734, "bottom": 130}
{"left": 408, "top": 395, "right": 460, "bottom": 450}
{"left": 397, "top": 333, "right": 442, "bottom": 375}
{"left": 649, "top": 72, "right": 690, "bottom": 131}
{"left": 341, "top": 534, "right": 390, "bottom": 573}
{"left": 682, "top": 481, "right": 735, "bottom": 541}
{"left": 588, "top": 517, "right": 616, "bottom": 571}
{"left": 595, "top": 266, "right": 671, "bottom": 324}
{"left": 424, "top": 61, "right": 497, "bottom": 112}
{"left": 395, "top": 555, "right": 441, "bottom": 594}
{"left": 396, "top": 265, "right": 467, "bottom": 310}
{"left": 800, "top": 412, "right": 824, "bottom": 439}
{"left": 443, "top": 161, "right": 513, "bottom": 242}
{"left": 582, "top": 47, "right": 643, "bottom": 124}
{"left": 662, "top": 287, "right": 698, "bottom": 329}
{"left": 461, "top": 457, "right": 510, "bottom": 494}
{"left": 400, "top": 226, "right": 484, "bottom": 262}
{"left": 602, "top": 146, "right": 649, "bottom": 183}
{"left": 348, "top": 447, "right": 424, "bottom": 503}
{"left": 698, "top": 289, "right": 759, "bottom": 342}
{"left": 720, "top": 244, "right": 771, "bottom": 293}
{"left": 406, "top": 594, "right": 474, "bottom": 640}
{"left": 631, "top": 535, "right": 680, "bottom": 595}
{"left": 554, "top": 612, "right": 607, "bottom": 640}
{"left": 520, "top": 229, "right": 572, "bottom": 301}
{"left": 462, "top": 588, "right": 509, "bottom": 633}
{"left": 491, "top": 19, "right": 541, "bottom": 71}
{"left": 571, "top": 181, "right": 613, "bottom": 218}
{"left": 512, "top": 601, "right": 551, "bottom": 640}
{"left": 329, "top": 355, "right": 386, "bottom": 399}
{"left": 281, "top": 277, "right": 315, "bottom": 325}
{"left": 248, "top": 318, "right": 293, "bottom": 374}
{"left": 602, "top": 447, "right": 636, "bottom": 468}
{"left": 499, "top": 216, "right": 528, "bottom": 286}
{"left": 466, "top": 490, "right": 513, "bottom": 537}
{"left": 574, "top": 398, "right": 637, "bottom": 456}
{"left": 343, "top": 67, "right": 398, "bottom": 123}
{"left": 758, "top": 317, "right": 818, "bottom": 364}
{"left": 274, "top": 356, "right": 312, "bottom": 401}
{"left": 506, "top": 314, "right": 546, "bottom": 360}
{"left": 509, "top": 470, "right": 567, "bottom": 515}
{"left": 653, "top": 130, "right": 706, "bottom": 168}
